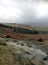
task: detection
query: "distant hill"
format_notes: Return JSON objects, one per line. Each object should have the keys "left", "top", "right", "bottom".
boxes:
{"left": 0, "top": 23, "right": 48, "bottom": 40}
{"left": 25, "top": 22, "right": 48, "bottom": 28}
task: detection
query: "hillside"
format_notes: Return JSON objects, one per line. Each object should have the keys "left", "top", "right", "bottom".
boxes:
{"left": 0, "top": 23, "right": 48, "bottom": 40}
{"left": 0, "top": 23, "right": 39, "bottom": 34}
{"left": 1, "top": 23, "right": 48, "bottom": 34}
{"left": 0, "top": 23, "right": 48, "bottom": 65}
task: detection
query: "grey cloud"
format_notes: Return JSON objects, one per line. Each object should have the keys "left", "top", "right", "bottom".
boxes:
{"left": 0, "top": 0, "right": 48, "bottom": 23}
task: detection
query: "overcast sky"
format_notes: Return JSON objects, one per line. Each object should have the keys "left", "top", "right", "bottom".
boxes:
{"left": 0, "top": 0, "right": 48, "bottom": 23}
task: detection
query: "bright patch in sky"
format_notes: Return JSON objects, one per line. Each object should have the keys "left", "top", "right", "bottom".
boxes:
{"left": 35, "top": 2, "right": 48, "bottom": 18}
{"left": 0, "top": 0, "right": 22, "bottom": 21}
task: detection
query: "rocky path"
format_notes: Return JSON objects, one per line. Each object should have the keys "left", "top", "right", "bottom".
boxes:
{"left": 7, "top": 41, "right": 48, "bottom": 65}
